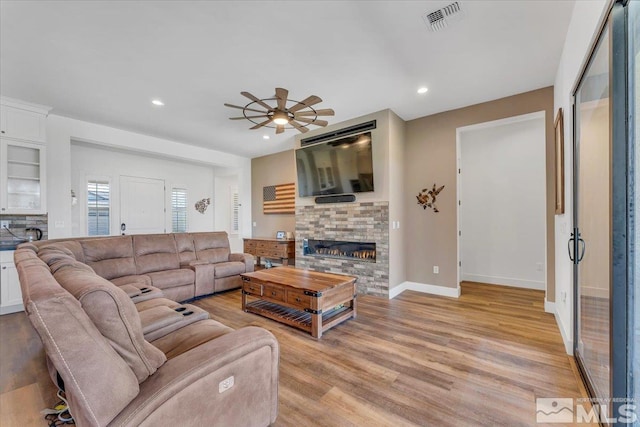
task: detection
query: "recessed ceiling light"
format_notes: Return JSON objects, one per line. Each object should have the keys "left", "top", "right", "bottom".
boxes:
{"left": 417, "top": 87, "right": 429, "bottom": 94}
{"left": 263, "top": 135, "right": 270, "bottom": 140}
{"left": 151, "top": 99, "right": 164, "bottom": 106}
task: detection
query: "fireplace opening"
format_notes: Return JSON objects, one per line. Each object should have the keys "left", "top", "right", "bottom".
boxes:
{"left": 303, "top": 239, "right": 376, "bottom": 262}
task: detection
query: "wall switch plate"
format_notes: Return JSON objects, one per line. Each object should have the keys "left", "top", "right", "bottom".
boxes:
{"left": 253, "top": 221, "right": 257, "bottom": 227}
{"left": 433, "top": 266, "right": 439, "bottom": 274}
{"left": 0, "top": 221, "right": 9, "bottom": 229}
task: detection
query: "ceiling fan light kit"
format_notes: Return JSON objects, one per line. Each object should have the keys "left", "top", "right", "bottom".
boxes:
{"left": 225, "top": 87, "right": 335, "bottom": 135}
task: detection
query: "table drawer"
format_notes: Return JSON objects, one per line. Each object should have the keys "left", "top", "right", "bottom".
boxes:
{"left": 242, "top": 281, "right": 263, "bottom": 296}
{"left": 263, "top": 284, "right": 286, "bottom": 302}
{"left": 257, "top": 242, "right": 282, "bottom": 251}
{"left": 287, "top": 289, "right": 312, "bottom": 308}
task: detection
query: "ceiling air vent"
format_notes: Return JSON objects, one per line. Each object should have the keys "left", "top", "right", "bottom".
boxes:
{"left": 423, "top": 2, "right": 464, "bottom": 32}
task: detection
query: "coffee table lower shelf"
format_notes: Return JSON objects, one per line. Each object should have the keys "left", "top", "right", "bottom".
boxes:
{"left": 244, "top": 299, "right": 354, "bottom": 337}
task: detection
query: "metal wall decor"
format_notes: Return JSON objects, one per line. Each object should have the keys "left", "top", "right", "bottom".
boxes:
{"left": 416, "top": 184, "right": 445, "bottom": 213}
{"left": 195, "top": 198, "right": 210, "bottom": 214}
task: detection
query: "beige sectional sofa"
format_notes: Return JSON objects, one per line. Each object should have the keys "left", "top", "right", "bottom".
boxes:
{"left": 14, "top": 232, "right": 279, "bottom": 427}
{"left": 33, "top": 231, "right": 254, "bottom": 301}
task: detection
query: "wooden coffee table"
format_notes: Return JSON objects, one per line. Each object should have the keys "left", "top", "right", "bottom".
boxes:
{"left": 240, "top": 266, "right": 357, "bottom": 339}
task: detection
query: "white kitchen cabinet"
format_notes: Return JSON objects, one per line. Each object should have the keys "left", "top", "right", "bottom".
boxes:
{"left": 0, "top": 105, "right": 47, "bottom": 143}
{"left": 0, "top": 98, "right": 50, "bottom": 143}
{"left": 0, "top": 250, "right": 23, "bottom": 315}
{"left": 0, "top": 138, "right": 47, "bottom": 214}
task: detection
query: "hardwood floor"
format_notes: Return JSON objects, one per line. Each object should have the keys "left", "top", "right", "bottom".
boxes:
{"left": 0, "top": 282, "right": 591, "bottom": 426}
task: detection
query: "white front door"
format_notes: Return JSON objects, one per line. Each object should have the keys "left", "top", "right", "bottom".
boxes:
{"left": 120, "top": 176, "right": 165, "bottom": 235}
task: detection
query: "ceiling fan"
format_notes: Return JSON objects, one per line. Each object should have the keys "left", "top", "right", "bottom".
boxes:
{"left": 224, "top": 87, "right": 335, "bottom": 134}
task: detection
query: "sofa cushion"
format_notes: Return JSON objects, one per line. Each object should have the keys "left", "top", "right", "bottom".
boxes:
{"left": 133, "top": 234, "right": 180, "bottom": 274}
{"left": 15, "top": 254, "right": 140, "bottom": 427}
{"left": 81, "top": 236, "right": 136, "bottom": 280}
{"left": 139, "top": 304, "right": 209, "bottom": 341}
{"left": 173, "top": 233, "right": 197, "bottom": 264}
{"left": 110, "top": 274, "right": 152, "bottom": 288}
{"left": 39, "top": 241, "right": 85, "bottom": 263}
{"left": 53, "top": 262, "right": 166, "bottom": 383}
{"left": 193, "top": 232, "right": 230, "bottom": 264}
{"left": 135, "top": 297, "right": 181, "bottom": 312}
{"left": 147, "top": 269, "right": 195, "bottom": 289}
{"left": 150, "top": 319, "right": 234, "bottom": 360}
{"left": 214, "top": 261, "right": 246, "bottom": 278}
{"left": 37, "top": 245, "right": 86, "bottom": 274}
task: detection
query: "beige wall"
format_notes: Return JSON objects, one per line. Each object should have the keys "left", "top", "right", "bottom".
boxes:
{"left": 251, "top": 150, "right": 296, "bottom": 238}
{"left": 405, "top": 87, "right": 556, "bottom": 300}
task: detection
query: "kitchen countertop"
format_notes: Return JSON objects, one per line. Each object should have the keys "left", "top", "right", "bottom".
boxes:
{"left": 0, "top": 241, "right": 27, "bottom": 251}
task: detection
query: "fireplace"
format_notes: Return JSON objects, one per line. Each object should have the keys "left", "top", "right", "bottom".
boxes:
{"left": 303, "top": 239, "right": 376, "bottom": 262}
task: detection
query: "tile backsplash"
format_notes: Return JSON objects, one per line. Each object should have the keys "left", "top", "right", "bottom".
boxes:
{"left": 0, "top": 214, "right": 48, "bottom": 244}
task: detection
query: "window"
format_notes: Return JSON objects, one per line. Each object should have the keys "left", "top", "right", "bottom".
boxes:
{"left": 87, "top": 180, "right": 110, "bottom": 236}
{"left": 171, "top": 188, "right": 188, "bottom": 233}
{"left": 230, "top": 186, "right": 239, "bottom": 234}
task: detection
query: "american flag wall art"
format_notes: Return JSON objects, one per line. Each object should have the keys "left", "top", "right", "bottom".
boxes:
{"left": 263, "top": 183, "right": 295, "bottom": 214}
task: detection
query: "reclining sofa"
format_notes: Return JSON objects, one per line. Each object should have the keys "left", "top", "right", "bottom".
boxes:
{"left": 14, "top": 231, "right": 279, "bottom": 427}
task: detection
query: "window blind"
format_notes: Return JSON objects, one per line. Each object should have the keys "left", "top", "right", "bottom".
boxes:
{"left": 87, "top": 180, "right": 110, "bottom": 236}
{"left": 172, "top": 188, "right": 188, "bottom": 233}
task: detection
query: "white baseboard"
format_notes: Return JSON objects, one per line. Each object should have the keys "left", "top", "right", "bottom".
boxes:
{"left": 461, "top": 273, "right": 545, "bottom": 290}
{"left": 389, "top": 281, "right": 460, "bottom": 299}
{"left": 554, "top": 306, "right": 574, "bottom": 355}
{"left": 544, "top": 298, "right": 555, "bottom": 314}
{"left": 0, "top": 303, "right": 24, "bottom": 316}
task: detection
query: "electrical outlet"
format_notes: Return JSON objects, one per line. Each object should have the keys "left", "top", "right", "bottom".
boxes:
{"left": 561, "top": 291, "right": 567, "bottom": 303}
{"left": 0, "top": 220, "right": 9, "bottom": 229}
{"left": 252, "top": 221, "right": 257, "bottom": 227}
{"left": 433, "top": 266, "right": 439, "bottom": 274}
{"left": 536, "top": 262, "right": 543, "bottom": 271}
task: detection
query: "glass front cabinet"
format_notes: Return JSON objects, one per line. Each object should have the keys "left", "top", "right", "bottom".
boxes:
{"left": 0, "top": 138, "right": 47, "bottom": 214}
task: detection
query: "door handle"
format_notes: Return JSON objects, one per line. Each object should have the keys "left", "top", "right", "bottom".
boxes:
{"left": 120, "top": 223, "right": 126, "bottom": 235}
{"left": 568, "top": 233, "right": 575, "bottom": 262}
{"left": 577, "top": 237, "right": 586, "bottom": 262}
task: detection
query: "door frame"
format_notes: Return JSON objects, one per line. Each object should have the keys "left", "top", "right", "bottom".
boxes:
{"left": 455, "top": 111, "right": 548, "bottom": 298}
{"left": 570, "top": 0, "right": 631, "bottom": 415}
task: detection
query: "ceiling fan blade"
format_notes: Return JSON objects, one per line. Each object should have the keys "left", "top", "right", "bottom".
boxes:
{"left": 241, "top": 91, "right": 274, "bottom": 111}
{"left": 250, "top": 118, "right": 273, "bottom": 130}
{"left": 288, "top": 95, "right": 322, "bottom": 113}
{"left": 224, "top": 103, "right": 269, "bottom": 114}
{"left": 275, "top": 87, "right": 288, "bottom": 111}
{"left": 275, "top": 124, "right": 285, "bottom": 134}
{"left": 294, "top": 108, "right": 335, "bottom": 117}
{"left": 289, "top": 120, "right": 309, "bottom": 133}
{"left": 229, "top": 115, "right": 269, "bottom": 120}
{"left": 295, "top": 117, "right": 328, "bottom": 127}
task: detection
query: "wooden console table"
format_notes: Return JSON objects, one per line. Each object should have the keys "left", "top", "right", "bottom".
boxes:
{"left": 243, "top": 238, "right": 295, "bottom": 266}
{"left": 241, "top": 267, "right": 357, "bottom": 339}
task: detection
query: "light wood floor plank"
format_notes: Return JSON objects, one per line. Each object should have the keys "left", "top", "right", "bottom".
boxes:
{"left": 0, "top": 282, "right": 592, "bottom": 426}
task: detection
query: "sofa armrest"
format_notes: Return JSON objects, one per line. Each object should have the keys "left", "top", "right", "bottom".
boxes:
{"left": 229, "top": 252, "right": 254, "bottom": 273}
{"left": 108, "top": 326, "right": 279, "bottom": 427}
{"left": 179, "top": 259, "right": 210, "bottom": 268}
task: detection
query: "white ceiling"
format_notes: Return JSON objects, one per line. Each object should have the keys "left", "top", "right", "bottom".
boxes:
{"left": 0, "top": 1, "right": 575, "bottom": 159}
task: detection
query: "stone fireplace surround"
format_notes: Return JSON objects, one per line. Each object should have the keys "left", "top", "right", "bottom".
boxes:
{"left": 295, "top": 201, "right": 389, "bottom": 296}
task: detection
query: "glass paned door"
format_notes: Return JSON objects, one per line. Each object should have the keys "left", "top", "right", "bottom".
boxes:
{"left": 574, "top": 24, "right": 611, "bottom": 404}
{"left": 630, "top": 0, "right": 639, "bottom": 410}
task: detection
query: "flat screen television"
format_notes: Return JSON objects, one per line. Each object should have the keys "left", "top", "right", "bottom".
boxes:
{"left": 295, "top": 132, "right": 374, "bottom": 197}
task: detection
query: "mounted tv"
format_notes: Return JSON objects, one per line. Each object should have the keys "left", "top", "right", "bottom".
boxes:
{"left": 296, "top": 132, "right": 374, "bottom": 197}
